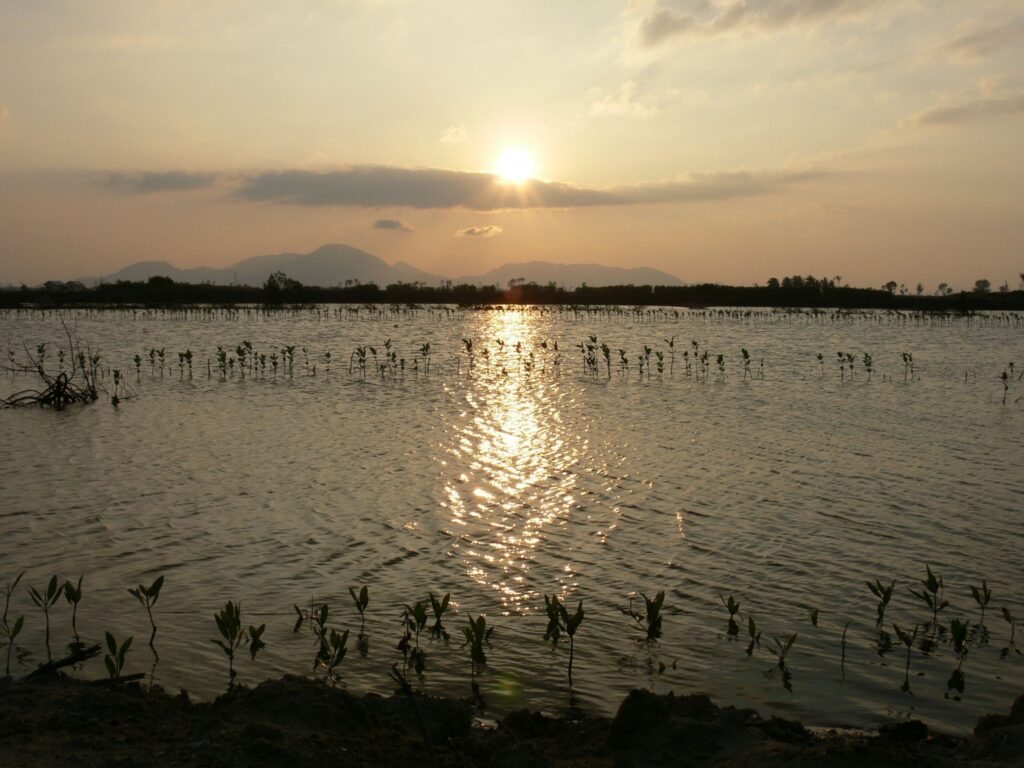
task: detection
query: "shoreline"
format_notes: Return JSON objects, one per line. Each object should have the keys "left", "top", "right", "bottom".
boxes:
{"left": 1, "top": 674, "right": 1021, "bottom": 766}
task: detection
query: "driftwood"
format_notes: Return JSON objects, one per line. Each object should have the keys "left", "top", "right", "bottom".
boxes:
{"left": 24, "top": 644, "right": 101, "bottom": 680}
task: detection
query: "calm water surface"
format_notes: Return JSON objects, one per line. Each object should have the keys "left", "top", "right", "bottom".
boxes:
{"left": 1, "top": 305, "right": 1022, "bottom": 733}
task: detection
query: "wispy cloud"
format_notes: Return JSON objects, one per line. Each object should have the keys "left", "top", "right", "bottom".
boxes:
{"left": 102, "top": 171, "right": 218, "bottom": 194}
{"left": 902, "top": 91, "right": 1024, "bottom": 127}
{"left": 590, "top": 81, "right": 660, "bottom": 118}
{"left": 234, "top": 165, "right": 824, "bottom": 210}
{"left": 456, "top": 225, "right": 503, "bottom": 238}
{"left": 939, "top": 18, "right": 1024, "bottom": 62}
{"left": 373, "top": 218, "right": 415, "bottom": 233}
{"left": 441, "top": 124, "right": 468, "bottom": 144}
{"left": 636, "top": 0, "right": 886, "bottom": 47}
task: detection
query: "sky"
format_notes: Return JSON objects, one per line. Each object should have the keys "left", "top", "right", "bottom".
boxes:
{"left": 1, "top": 0, "right": 1022, "bottom": 288}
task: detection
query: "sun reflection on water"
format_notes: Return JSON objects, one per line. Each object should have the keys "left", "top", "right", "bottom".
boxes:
{"left": 442, "top": 310, "right": 580, "bottom": 612}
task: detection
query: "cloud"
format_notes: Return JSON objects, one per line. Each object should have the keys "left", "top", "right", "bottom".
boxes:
{"left": 373, "top": 218, "right": 414, "bottom": 233}
{"left": 103, "top": 171, "right": 219, "bottom": 194}
{"left": 902, "top": 91, "right": 1024, "bottom": 127}
{"left": 456, "top": 225, "right": 503, "bottom": 238}
{"left": 0, "top": 105, "right": 8, "bottom": 124}
{"left": 441, "top": 124, "right": 468, "bottom": 144}
{"left": 939, "top": 18, "right": 1024, "bottom": 62}
{"left": 235, "top": 165, "right": 823, "bottom": 210}
{"left": 590, "top": 81, "right": 659, "bottom": 118}
{"left": 637, "top": 0, "right": 885, "bottom": 47}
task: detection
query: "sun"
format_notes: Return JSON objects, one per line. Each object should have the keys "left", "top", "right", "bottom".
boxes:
{"left": 495, "top": 147, "right": 535, "bottom": 183}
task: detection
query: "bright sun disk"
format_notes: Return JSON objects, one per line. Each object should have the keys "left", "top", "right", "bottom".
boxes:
{"left": 495, "top": 148, "right": 535, "bottom": 183}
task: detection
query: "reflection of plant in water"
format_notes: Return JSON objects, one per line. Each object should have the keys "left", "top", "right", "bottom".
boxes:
{"left": 349, "top": 585, "right": 370, "bottom": 655}
{"left": 720, "top": 594, "right": 741, "bottom": 637}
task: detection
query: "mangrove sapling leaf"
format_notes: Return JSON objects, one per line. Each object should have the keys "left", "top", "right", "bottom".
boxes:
{"left": 428, "top": 592, "right": 451, "bottom": 642}
{"left": 970, "top": 580, "right": 992, "bottom": 630}
{"left": 248, "top": 624, "right": 266, "bottom": 661}
{"left": 719, "top": 594, "right": 741, "bottom": 637}
{"left": 63, "top": 576, "right": 84, "bottom": 654}
{"left": 128, "top": 574, "right": 164, "bottom": 658}
{"left": 103, "top": 631, "right": 132, "bottom": 680}
{"left": 349, "top": 585, "right": 370, "bottom": 654}
{"left": 893, "top": 623, "right": 919, "bottom": 693}
{"left": 28, "top": 575, "right": 62, "bottom": 663}
{"left": 212, "top": 601, "right": 247, "bottom": 687}
{"left": 867, "top": 579, "right": 895, "bottom": 628}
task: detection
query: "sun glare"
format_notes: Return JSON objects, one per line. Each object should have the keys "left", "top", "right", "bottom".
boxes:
{"left": 495, "top": 148, "right": 535, "bottom": 183}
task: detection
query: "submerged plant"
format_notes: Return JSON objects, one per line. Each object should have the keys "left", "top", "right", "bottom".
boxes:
{"left": 947, "top": 618, "right": 971, "bottom": 697}
{"left": 103, "top": 631, "right": 132, "bottom": 680}
{"left": 28, "top": 575, "right": 62, "bottom": 663}
{"left": 128, "top": 575, "right": 164, "bottom": 657}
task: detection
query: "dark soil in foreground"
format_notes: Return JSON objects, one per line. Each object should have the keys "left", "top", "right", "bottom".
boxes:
{"left": 1, "top": 675, "right": 1022, "bottom": 767}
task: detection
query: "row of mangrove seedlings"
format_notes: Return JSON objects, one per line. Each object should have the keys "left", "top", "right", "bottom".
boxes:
{"left": 2, "top": 565, "right": 1020, "bottom": 710}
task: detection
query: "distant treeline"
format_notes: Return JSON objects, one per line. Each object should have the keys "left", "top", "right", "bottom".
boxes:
{"left": 2, "top": 272, "right": 1023, "bottom": 311}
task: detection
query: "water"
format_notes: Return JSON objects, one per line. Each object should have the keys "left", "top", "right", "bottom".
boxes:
{"left": 1, "top": 305, "right": 1022, "bottom": 734}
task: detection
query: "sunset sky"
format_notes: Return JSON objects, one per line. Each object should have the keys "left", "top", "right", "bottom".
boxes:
{"left": 1, "top": 1, "right": 1022, "bottom": 288}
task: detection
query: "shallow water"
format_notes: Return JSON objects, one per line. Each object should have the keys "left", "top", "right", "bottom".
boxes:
{"left": 1, "top": 305, "right": 1022, "bottom": 733}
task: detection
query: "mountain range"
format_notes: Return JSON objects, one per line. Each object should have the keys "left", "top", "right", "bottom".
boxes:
{"left": 80, "top": 244, "right": 683, "bottom": 288}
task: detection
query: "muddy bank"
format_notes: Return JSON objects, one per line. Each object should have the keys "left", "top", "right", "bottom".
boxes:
{"left": 1, "top": 675, "right": 1022, "bottom": 767}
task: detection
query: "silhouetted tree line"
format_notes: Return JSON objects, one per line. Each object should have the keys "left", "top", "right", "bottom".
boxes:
{"left": 2, "top": 272, "right": 1022, "bottom": 311}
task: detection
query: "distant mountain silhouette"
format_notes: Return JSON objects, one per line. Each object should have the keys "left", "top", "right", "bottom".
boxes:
{"left": 84, "top": 245, "right": 683, "bottom": 288}
{"left": 87, "top": 244, "right": 443, "bottom": 287}
{"left": 457, "top": 261, "right": 683, "bottom": 288}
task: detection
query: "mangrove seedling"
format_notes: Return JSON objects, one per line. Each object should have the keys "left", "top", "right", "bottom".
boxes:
{"left": 128, "top": 575, "right": 164, "bottom": 656}
{"left": 893, "top": 623, "right": 919, "bottom": 693}
{"left": 63, "top": 576, "right": 84, "bottom": 654}
{"left": 867, "top": 579, "right": 895, "bottom": 628}
{"left": 349, "top": 585, "right": 370, "bottom": 654}
{"left": 543, "top": 594, "right": 563, "bottom": 647}
{"left": 2, "top": 571, "right": 25, "bottom": 677}
{"left": 1000, "top": 607, "right": 1019, "bottom": 658}
{"left": 398, "top": 601, "right": 428, "bottom": 677}
{"left": 629, "top": 591, "right": 665, "bottom": 642}
{"left": 910, "top": 564, "right": 949, "bottom": 631}
{"left": 947, "top": 619, "right": 970, "bottom": 697}
{"left": 770, "top": 633, "right": 798, "bottom": 691}
{"left": 28, "top": 575, "right": 62, "bottom": 663}
{"left": 321, "top": 628, "right": 349, "bottom": 684}
{"left": 103, "top": 631, "right": 132, "bottom": 680}
{"left": 970, "top": 580, "right": 992, "bottom": 630}
{"left": 720, "top": 594, "right": 741, "bottom": 637}
{"left": 463, "top": 614, "right": 494, "bottom": 709}
{"left": 429, "top": 592, "right": 451, "bottom": 642}
{"left": 212, "top": 600, "right": 256, "bottom": 686}
{"left": 559, "top": 600, "right": 585, "bottom": 693}
{"left": 746, "top": 616, "right": 762, "bottom": 657}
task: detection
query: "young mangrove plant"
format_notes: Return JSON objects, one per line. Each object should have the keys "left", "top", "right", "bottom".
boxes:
{"left": 910, "top": 564, "right": 949, "bottom": 633}
{"left": 1000, "top": 606, "right": 1019, "bottom": 658}
{"left": 543, "top": 594, "right": 563, "bottom": 647}
{"left": 212, "top": 600, "right": 264, "bottom": 687}
{"left": 63, "top": 576, "right": 84, "bottom": 654}
{"left": 2, "top": 571, "right": 25, "bottom": 677}
{"left": 28, "top": 575, "right": 62, "bottom": 663}
{"left": 629, "top": 591, "right": 665, "bottom": 642}
{"left": 321, "top": 628, "right": 349, "bottom": 684}
{"left": 970, "top": 580, "right": 992, "bottom": 631}
{"left": 398, "top": 601, "right": 428, "bottom": 678}
{"left": 770, "top": 633, "right": 798, "bottom": 691}
{"left": 463, "top": 614, "right": 494, "bottom": 708}
{"left": 559, "top": 599, "right": 585, "bottom": 694}
{"left": 720, "top": 594, "right": 741, "bottom": 637}
{"left": 128, "top": 575, "right": 164, "bottom": 657}
{"left": 893, "top": 623, "right": 919, "bottom": 693}
{"left": 349, "top": 585, "right": 370, "bottom": 655}
{"left": 867, "top": 579, "right": 895, "bottom": 628}
{"left": 103, "top": 631, "right": 132, "bottom": 681}
{"left": 947, "top": 618, "right": 971, "bottom": 697}
{"left": 428, "top": 592, "right": 451, "bottom": 642}
{"left": 745, "top": 616, "right": 762, "bottom": 657}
